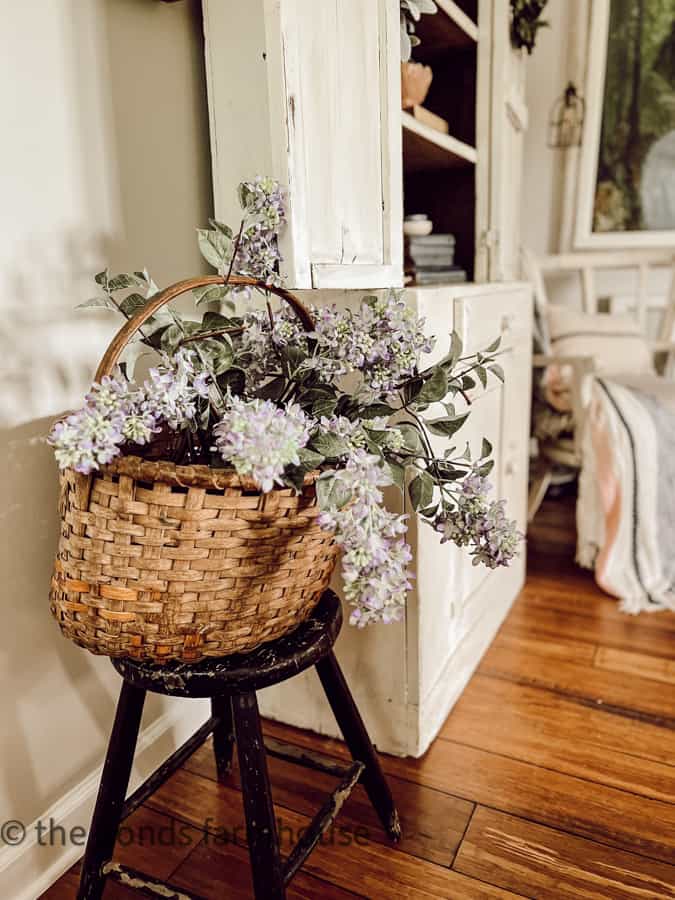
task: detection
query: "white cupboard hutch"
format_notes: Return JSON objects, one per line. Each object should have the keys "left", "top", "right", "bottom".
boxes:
{"left": 203, "top": 0, "right": 532, "bottom": 755}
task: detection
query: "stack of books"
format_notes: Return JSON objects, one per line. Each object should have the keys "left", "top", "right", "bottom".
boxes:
{"left": 406, "top": 234, "right": 467, "bottom": 285}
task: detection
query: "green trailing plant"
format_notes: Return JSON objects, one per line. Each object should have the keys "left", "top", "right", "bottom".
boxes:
{"left": 510, "top": 0, "right": 549, "bottom": 54}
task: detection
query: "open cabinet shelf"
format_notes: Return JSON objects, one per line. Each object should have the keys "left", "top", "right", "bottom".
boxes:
{"left": 402, "top": 110, "right": 476, "bottom": 172}
{"left": 414, "top": 0, "right": 478, "bottom": 58}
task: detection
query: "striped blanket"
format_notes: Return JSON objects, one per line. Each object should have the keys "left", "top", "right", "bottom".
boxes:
{"left": 577, "top": 374, "right": 675, "bottom": 613}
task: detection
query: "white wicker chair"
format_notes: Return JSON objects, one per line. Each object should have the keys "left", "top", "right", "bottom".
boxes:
{"left": 523, "top": 248, "right": 675, "bottom": 522}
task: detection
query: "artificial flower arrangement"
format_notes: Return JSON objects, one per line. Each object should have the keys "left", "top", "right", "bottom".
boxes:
{"left": 49, "top": 176, "right": 520, "bottom": 631}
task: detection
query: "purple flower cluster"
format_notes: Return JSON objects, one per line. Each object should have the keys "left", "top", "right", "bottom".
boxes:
{"left": 49, "top": 350, "right": 206, "bottom": 475}
{"left": 318, "top": 449, "right": 412, "bottom": 626}
{"left": 213, "top": 397, "right": 311, "bottom": 492}
{"left": 234, "top": 177, "right": 286, "bottom": 288}
{"left": 435, "top": 468, "right": 521, "bottom": 568}
{"left": 49, "top": 375, "right": 153, "bottom": 474}
{"left": 143, "top": 348, "right": 204, "bottom": 429}
{"left": 238, "top": 307, "right": 307, "bottom": 389}
{"left": 309, "top": 293, "right": 435, "bottom": 397}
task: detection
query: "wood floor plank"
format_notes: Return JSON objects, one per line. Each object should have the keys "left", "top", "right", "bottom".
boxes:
{"left": 454, "top": 806, "right": 675, "bottom": 899}
{"left": 170, "top": 836, "right": 362, "bottom": 900}
{"left": 505, "top": 601, "right": 675, "bottom": 660}
{"left": 39, "top": 866, "right": 139, "bottom": 899}
{"left": 440, "top": 674, "right": 675, "bottom": 801}
{"left": 479, "top": 641, "right": 675, "bottom": 725}
{"left": 182, "top": 736, "right": 473, "bottom": 865}
{"left": 150, "top": 768, "right": 522, "bottom": 898}
{"left": 491, "top": 627, "right": 597, "bottom": 664}
{"left": 595, "top": 646, "right": 675, "bottom": 686}
{"left": 263, "top": 720, "right": 675, "bottom": 865}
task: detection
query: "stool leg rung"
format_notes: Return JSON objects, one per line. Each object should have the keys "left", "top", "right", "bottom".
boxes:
{"left": 283, "top": 759, "right": 364, "bottom": 885}
{"left": 103, "top": 861, "right": 208, "bottom": 900}
{"left": 315, "top": 651, "right": 402, "bottom": 841}
{"left": 122, "top": 716, "right": 217, "bottom": 819}
{"left": 265, "top": 735, "right": 352, "bottom": 779}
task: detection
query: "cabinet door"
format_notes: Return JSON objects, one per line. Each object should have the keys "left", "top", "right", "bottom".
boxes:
{"left": 476, "top": 0, "right": 528, "bottom": 282}
{"left": 203, "top": 0, "right": 403, "bottom": 291}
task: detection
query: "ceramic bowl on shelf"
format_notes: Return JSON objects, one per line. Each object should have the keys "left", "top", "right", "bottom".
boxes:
{"left": 403, "top": 214, "right": 433, "bottom": 237}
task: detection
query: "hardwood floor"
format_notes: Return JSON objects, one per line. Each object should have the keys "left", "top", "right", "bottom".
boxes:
{"left": 41, "top": 496, "right": 675, "bottom": 899}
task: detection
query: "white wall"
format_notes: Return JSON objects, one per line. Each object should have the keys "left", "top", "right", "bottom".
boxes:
{"left": 0, "top": 2, "right": 212, "bottom": 895}
{"left": 520, "top": 0, "right": 576, "bottom": 255}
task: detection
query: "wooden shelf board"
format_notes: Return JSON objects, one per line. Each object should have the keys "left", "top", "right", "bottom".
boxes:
{"left": 402, "top": 110, "right": 476, "bottom": 172}
{"left": 414, "top": 0, "right": 478, "bottom": 58}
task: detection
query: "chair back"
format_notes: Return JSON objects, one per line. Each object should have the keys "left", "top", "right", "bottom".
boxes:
{"left": 523, "top": 248, "right": 675, "bottom": 347}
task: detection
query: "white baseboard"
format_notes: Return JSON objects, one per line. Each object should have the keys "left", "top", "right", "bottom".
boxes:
{"left": 0, "top": 700, "right": 209, "bottom": 900}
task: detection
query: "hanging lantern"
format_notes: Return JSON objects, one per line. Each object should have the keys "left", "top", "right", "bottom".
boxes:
{"left": 548, "top": 82, "right": 585, "bottom": 148}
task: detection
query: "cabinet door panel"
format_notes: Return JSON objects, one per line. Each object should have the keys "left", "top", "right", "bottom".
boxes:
{"left": 203, "top": 0, "right": 403, "bottom": 290}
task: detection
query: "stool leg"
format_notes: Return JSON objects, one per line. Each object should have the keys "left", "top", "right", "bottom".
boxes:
{"left": 231, "top": 692, "right": 285, "bottom": 900}
{"left": 77, "top": 681, "right": 146, "bottom": 900}
{"left": 315, "top": 651, "right": 401, "bottom": 840}
{"left": 211, "top": 694, "right": 235, "bottom": 780}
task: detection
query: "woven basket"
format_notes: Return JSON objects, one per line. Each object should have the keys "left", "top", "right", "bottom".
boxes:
{"left": 50, "top": 275, "right": 339, "bottom": 662}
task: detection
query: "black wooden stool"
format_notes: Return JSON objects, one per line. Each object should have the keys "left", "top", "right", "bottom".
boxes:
{"left": 77, "top": 590, "right": 400, "bottom": 900}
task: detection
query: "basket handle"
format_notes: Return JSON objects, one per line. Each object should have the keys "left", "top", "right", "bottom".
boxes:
{"left": 95, "top": 275, "right": 314, "bottom": 381}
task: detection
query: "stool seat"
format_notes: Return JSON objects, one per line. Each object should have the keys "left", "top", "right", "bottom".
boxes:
{"left": 112, "top": 590, "right": 342, "bottom": 697}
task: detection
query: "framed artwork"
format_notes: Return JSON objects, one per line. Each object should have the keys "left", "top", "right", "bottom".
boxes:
{"left": 574, "top": 0, "right": 675, "bottom": 248}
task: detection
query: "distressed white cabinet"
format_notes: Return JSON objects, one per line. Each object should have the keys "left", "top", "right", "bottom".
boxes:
{"left": 259, "top": 284, "right": 533, "bottom": 756}
{"left": 202, "top": 0, "right": 403, "bottom": 290}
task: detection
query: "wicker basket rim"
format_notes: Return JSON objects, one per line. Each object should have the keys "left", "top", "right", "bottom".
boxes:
{"left": 80, "top": 454, "right": 321, "bottom": 492}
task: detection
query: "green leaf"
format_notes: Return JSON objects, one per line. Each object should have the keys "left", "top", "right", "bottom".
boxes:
{"left": 297, "top": 447, "right": 325, "bottom": 469}
{"left": 476, "top": 365, "right": 487, "bottom": 389}
{"left": 316, "top": 472, "right": 353, "bottom": 511}
{"left": 489, "top": 363, "right": 505, "bottom": 382}
{"left": 481, "top": 438, "right": 492, "bottom": 459}
{"left": 193, "top": 284, "right": 233, "bottom": 306}
{"left": 310, "top": 432, "right": 353, "bottom": 459}
{"left": 201, "top": 311, "right": 231, "bottom": 331}
{"left": 257, "top": 376, "right": 286, "bottom": 401}
{"left": 408, "top": 471, "right": 434, "bottom": 511}
{"left": 360, "top": 403, "right": 395, "bottom": 420}
{"left": 485, "top": 336, "right": 501, "bottom": 353}
{"left": 160, "top": 324, "right": 184, "bottom": 353}
{"left": 416, "top": 367, "right": 448, "bottom": 405}
{"left": 426, "top": 413, "right": 469, "bottom": 437}
{"left": 478, "top": 459, "right": 494, "bottom": 476}
{"left": 418, "top": 503, "right": 439, "bottom": 518}
{"left": 217, "top": 368, "right": 246, "bottom": 395}
{"left": 76, "top": 296, "right": 118, "bottom": 311}
{"left": 388, "top": 461, "right": 406, "bottom": 491}
{"left": 461, "top": 375, "right": 475, "bottom": 390}
{"left": 312, "top": 397, "right": 338, "bottom": 418}
{"left": 460, "top": 441, "right": 472, "bottom": 461}
{"left": 438, "top": 330, "right": 463, "bottom": 371}
{"left": 94, "top": 269, "right": 109, "bottom": 288}
{"left": 119, "top": 293, "right": 148, "bottom": 317}
{"left": 395, "top": 423, "right": 425, "bottom": 454}
{"left": 402, "top": 376, "right": 425, "bottom": 405}
{"left": 197, "top": 228, "right": 231, "bottom": 270}
{"left": 108, "top": 273, "right": 141, "bottom": 292}
{"left": 208, "top": 219, "right": 233, "bottom": 238}
{"left": 210, "top": 343, "right": 234, "bottom": 375}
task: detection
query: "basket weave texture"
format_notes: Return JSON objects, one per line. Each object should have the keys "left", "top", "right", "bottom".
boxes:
{"left": 50, "top": 456, "right": 338, "bottom": 661}
{"left": 49, "top": 275, "right": 340, "bottom": 662}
